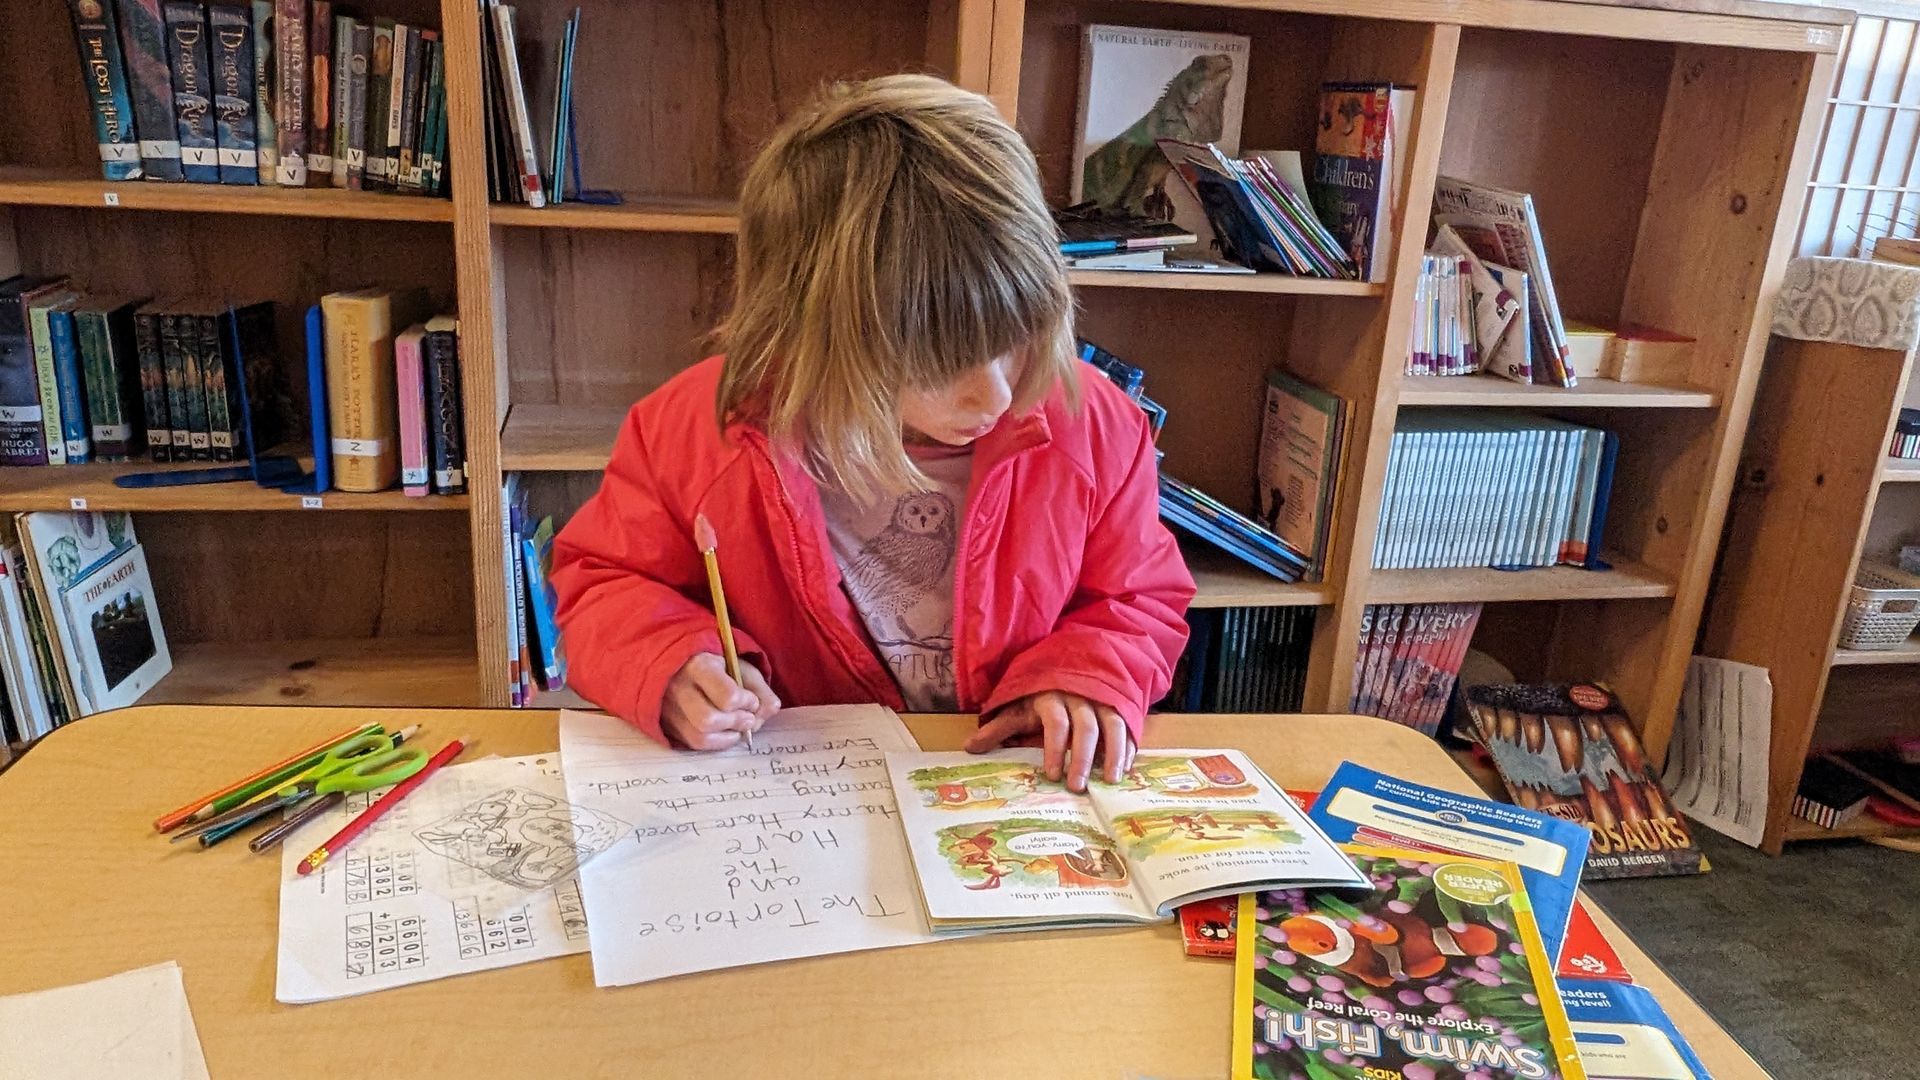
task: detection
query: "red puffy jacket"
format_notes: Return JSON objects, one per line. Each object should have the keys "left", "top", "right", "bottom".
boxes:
{"left": 549, "top": 356, "right": 1195, "bottom": 745}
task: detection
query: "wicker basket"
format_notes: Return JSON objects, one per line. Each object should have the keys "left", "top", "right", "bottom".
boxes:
{"left": 1838, "top": 562, "right": 1920, "bottom": 650}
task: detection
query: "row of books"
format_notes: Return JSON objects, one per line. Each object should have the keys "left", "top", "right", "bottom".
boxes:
{"left": 66, "top": 1, "right": 449, "bottom": 195}
{"left": 0, "top": 511, "right": 171, "bottom": 744}
{"left": 1348, "top": 601, "right": 1482, "bottom": 737}
{"left": 1431, "top": 177, "right": 1575, "bottom": 386}
{"left": 1372, "top": 409, "right": 1617, "bottom": 571}
{"left": 1068, "top": 25, "right": 1408, "bottom": 282}
{"left": 1794, "top": 747, "right": 1920, "bottom": 831}
{"left": 1405, "top": 252, "right": 1481, "bottom": 375}
{"left": 480, "top": 3, "right": 587, "bottom": 208}
{"left": 502, "top": 475, "right": 566, "bottom": 706}
{"left": 311, "top": 291, "right": 468, "bottom": 494}
{"left": 1159, "top": 605, "right": 1312, "bottom": 713}
{"left": 1893, "top": 407, "right": 1920, "bottom": 459}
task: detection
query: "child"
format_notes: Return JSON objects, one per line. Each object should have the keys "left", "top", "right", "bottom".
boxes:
{"left": 550, "top": 75, "right": 1194, "bottom": 792}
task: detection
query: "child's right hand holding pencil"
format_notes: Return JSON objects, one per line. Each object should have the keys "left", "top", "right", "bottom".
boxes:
{"left": 662, "top": 653, "right": 781, "bottom": 750}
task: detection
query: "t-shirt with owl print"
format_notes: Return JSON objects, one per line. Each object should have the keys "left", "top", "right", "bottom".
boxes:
{"left": 820, "top": 445, "right": 971, "bottom": 712}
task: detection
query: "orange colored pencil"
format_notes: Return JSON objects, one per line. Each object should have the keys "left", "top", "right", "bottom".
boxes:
{"left": 296, "top": 736, "right": 469, "bottom": 877}
{"left": 694, "top": 513, "right": 753, "bottom": 752}
{"left": 153, "top": 721, "right": 380, "bottom": 833}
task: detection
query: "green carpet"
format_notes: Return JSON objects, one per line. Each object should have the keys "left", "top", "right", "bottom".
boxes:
{"left": 1588, "top": 829, "right": 1912, "bottom": 1079}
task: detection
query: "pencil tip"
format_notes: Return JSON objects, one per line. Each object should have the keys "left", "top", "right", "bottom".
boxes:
{"left": 694, "top": 513, "right": 717, "bottom": 552}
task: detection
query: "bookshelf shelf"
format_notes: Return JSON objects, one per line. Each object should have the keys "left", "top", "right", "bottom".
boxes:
{"left": 1366, "top": 559, "right": 1675, "bottom": 604}
{"left": 1881, "top": 457, "right": 1920, "bottom": 483}
{"left": 1184, "top": 545, "right": 1332, "bottom": 608}
{"left": 0, "top": 461, "right": 470, "bottom": 513}
{"left": 499, "top": 404, "right": 624, "bottom": 472}
{"left": 145, "top": 636, "right": 482, "bottom": 707}
{"left": 1396, "top": 375, "right": 1716, "bottom": 408}
{"left": 1832, "top": 640, "right": 1920, "bottom": 666}
{"left": 489, "top": 197, "right": 740, "bottom": 233}
{"left": 1067, "top": 269, "right": 1384, "bottom": 296}
{"left": 1784, "top": 815, "right": 1920, "bottom": 842}
{"left": 0, "top": 167, "right": 455, "bottom": 223}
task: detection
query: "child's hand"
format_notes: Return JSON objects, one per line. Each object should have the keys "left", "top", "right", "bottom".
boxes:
{"left": 965, "top": 691, "right": 1136, "bottom": 792}
{"left": 662, "top": 653, "right": 780, "bottom": 750}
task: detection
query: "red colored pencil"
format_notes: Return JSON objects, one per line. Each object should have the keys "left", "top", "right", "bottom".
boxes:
{"left": 296, "top": 736, "right": 468, "bottom": 876}
{"left": 153, "top": 721, "right": 380, "bottom": 833}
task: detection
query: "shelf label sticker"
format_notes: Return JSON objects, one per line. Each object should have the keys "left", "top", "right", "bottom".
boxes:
{"left": 69, "top": 497, "right": 87, "bottom": 510}
{"left": 301, "top": 495, "right": 324, "bottom": 509}
{"left": 102, "top": 192, "right": 120, "bottom": 207}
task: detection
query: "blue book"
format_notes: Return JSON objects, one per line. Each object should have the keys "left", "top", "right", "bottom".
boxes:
{"left": 1584, "top": 431, "right": 1620, "bottom": 570}
{"left": 1308, "top": 761, "right": 1591, "bottom": 964}
{"left": 46, "top": 310, "right": 91, "bottom": 464}
{"left": 522, "top": 518, "right": 567, "bottom": 691}
{"left": 1160, "top": 500, "right": 1303, "bottom": 582}
{"left": 1559, "top": 979, "right": 1709, "bottom": 1079}
{"left": 162, "top": 0, "right": 220, "bottom": 182}
{"left": 206, "top": 3, "right": 258, "bottom": 184}
{"left": 67, "top": 0, "right": 143, "bottom": 179}
{"left": 296, "top": 305, "right": 331, "bottom": 493}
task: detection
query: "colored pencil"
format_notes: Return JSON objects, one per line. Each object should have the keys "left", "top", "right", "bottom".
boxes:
{"left": 296, "top": 736, "right": 468, "bottom": 876}
{"left": 248, "top": 791, "right": 344, "bottom": 853}
{"left": 694, "top": 512, "right": 754, "bottom": 752}
{"left": 173, "top": 725, "right": 422, "bottom": 845}
{"left": 153, "top": 721, "right": 380, "bottom": 832}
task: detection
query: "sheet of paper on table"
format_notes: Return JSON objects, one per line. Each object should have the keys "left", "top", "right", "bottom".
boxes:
{"left": 0, "top": 961, "right": 210, "bottom": 1080}
{"left": 558, "top": 704, "right": 940, "bottom": 986}
{"left": 276, "top": 753, "right": 623, "bottom": 1003}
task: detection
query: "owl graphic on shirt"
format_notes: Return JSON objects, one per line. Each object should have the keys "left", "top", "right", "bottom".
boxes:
{"left": 844, "top": 490, "right": 957, "bottom": 644}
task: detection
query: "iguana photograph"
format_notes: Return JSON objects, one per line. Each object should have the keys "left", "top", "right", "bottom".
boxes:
{"left": 1080, "top": 53, "right": 1238, "bottom": 218}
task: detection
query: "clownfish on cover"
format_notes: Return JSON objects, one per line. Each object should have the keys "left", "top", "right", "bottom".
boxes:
{"left": 1232, "top": 845, "right": 1587, "bottom": 1080}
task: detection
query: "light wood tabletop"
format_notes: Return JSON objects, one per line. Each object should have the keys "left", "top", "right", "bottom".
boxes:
{"left": 0, "top": 706, "right": 1765, "bottom": 1079}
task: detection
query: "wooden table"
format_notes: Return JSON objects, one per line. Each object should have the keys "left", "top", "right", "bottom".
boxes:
{"left": 0, "top": 706, "right": 1765, "bottom": 1078}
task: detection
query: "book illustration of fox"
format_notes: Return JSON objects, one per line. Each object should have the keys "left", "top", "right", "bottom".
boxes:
{"left": 1081, "top": 53, "right": 1236, "bottom": 217}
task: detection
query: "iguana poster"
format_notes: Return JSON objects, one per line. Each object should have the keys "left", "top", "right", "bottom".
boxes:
{"left": 1072, "top": 24, "right": 1249, "bottom": 217}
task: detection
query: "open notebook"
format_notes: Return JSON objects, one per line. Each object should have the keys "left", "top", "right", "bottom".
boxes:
{"left": 886, "top": 748, "right": 1365, "bottom": 932}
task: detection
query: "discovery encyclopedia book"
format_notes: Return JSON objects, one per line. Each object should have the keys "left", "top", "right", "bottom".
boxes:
{"left": 885, "top": 748, "right": 1365, "bottom": 932}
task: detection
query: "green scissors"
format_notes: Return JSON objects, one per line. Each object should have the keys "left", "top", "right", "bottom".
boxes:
{"left": 171, "top": 727, "right": 427, "bottom": 843}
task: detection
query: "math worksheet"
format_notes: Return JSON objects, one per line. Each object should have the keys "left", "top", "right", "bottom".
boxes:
{"left": 558, "top": 704, "right": 941, "bottom": 986}
{"left": 275, "top": 754, "right": 625, "bottom": 1003}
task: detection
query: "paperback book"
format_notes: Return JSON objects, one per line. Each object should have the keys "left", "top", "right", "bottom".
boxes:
{"left": 1310, "top": 82, "right": 1414, "bottom": 282}
{"left": 1350, "top": 603, "right": 1482, "bottom": 736}
{"left": 1257, "top": 368, "right": 1347, "bottom": 578}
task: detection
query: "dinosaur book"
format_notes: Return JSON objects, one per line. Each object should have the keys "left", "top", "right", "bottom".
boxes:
{"left": 1233, "top": 846, "right": 1587, "bottom": 1080}
{"left": 1072, "top": 24, "right": 1249, "bottom": 217}
{"left": 885, "top": 748, "right": 1364, "bottom": 933}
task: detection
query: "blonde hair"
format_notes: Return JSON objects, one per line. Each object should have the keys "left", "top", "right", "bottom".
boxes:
{"left": 717, "top": 74, "right": 1077, "bottom": 500}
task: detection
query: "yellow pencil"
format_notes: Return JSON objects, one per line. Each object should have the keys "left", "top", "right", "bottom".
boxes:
{"left": 694, "top": 513, "right": 754, "bottom": 752}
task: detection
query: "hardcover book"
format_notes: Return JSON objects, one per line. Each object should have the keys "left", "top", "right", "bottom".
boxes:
{"left": 157, "top": 311, "right": 200, "bottom": 458}
{"left": 207, "top": 3, "right": 259, "bottom": 184}
{"left": 384, "top": 22, "right": 412, "bottom": 191}
{"left": 26, "top": 291, "right": 80, "bottom": 466}
{"left": 131, "top": 305, "right": 171, "bottom": 461}
{"left": 328, "top": 13, "right": 352, "bottom": 185}
{"left": 342, "top": 19, "right": 370, "bottom": 189}
{"left": 394, "top": 322, "right": 428, "bottom": 494}
{"left": 72, "top": 296, "right": 147, "bottom": 460}
{"left": 60, "top": 541, "right": 170, "bottom": 711}
{"left": 273, "top": 0, "right": 307, "bottom": 184}
{"left": 886, "top": 748, "right": 1365, "bottom": 932}
{"left": 1309, "top": 83, "right": 1414, "bottom": 283}
{"left": 223, "top": 300, "right": 290, "bottom": 457}
{"left": 194, "top": 312, "right": 236, "bottom": 460}
{"left": 1463, "top": 683, "right": 1702, "bottom": 879}
{"left": 1231, "top": 847, "right": 1587, "bottom": 1080}
{"left": 0, "top": 278, "right": 70, "bottom": 466}
{"left": 67, "top": 0, "right": 144, "bottom": 180}
{"left": 321, "top": 288, "right": 419, "bottom": 491}
{"left": 161, "top": 0, "right": 219, "bottom": 182}
{"left": 305, "top": 0, "right": 332, "bottom": 183}
{"left": 394, "top": 24, "right": 423, "bottom": 189}
{"left": 46, "top": 306, "right": 93, "bottom": 463}
{"left": 364, "top": 20, "right": 393, "bottom": 187}
{"left": 19, "top": 511, "right": 144, "bottom": 717}
{"left": 250, "top": 0, "right": 276, "bottom": 183}
{"left": 424, "top": 315, "right": 464, "bottom": 493}
{"left": 1071, "top": 24, "right": 1249, "bottom": 217}
{"left": 114, "top": 0, "right": 185, "bottom": 180}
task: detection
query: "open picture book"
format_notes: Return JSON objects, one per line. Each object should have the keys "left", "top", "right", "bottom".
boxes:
{"left": 885, "top": 748, "right": 1365, "bottom": 932}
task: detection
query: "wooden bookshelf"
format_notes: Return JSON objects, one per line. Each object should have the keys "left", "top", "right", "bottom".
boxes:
{"left": 1784, "top": 815, "right": 1920, "bottom": 843}
{"left": 1882, "top": 456, "right": 1920, "bottom": 483}
{"left": 0, "top": 459, "right": 469, "bottom": 513}
{"left": 0, "top": 0, "right": 1842, "bottom": 739}
{"left": 1832, "top": 640, "right": 1920, "bottom": 667}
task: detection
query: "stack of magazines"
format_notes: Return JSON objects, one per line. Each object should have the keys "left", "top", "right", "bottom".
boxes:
{"left": 1156, "top": 139, "right": 1356, "bottom": 278}
{"left": 1160, "top": 476, "right": 1310, "bottom": 582}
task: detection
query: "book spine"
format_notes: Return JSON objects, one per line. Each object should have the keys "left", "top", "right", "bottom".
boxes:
{"left": 198, "top": 314, "right": 235, "bottom": 461}
{"left": 133, "top": 310, "right": 171, "bottom": 461}
{"left": 363, "top": 20, "right": 392, "bottom": 189}
{"left": 48, "top": 311, "right": 91, "bottom": 464}
{"left": 69, "top": 0, "right": 143, "bottom": 180}
{"left": 114, "top": 0, "right": 184, "bottom": 180}
{"left": 158, "top": 313, "right": 195, "bottom": 458}
{"left": 273, "top": 0, "right": 307, "bottom": 185}
{"left": 80, "top": 309, "right": 141, "bottom": 460}
{"left": 29, "top": 304, "right": 69, "bottom": 466}
{"left": 493, "top": 4, "right": 545, "bottom": 207}
{"left": 250, "top": 0, "right": 276, "bottom": 183}
{"left": 208, "top": 4, "right": 258, "bottom": 185}
{"left": 162, "top": 1, "right": 219, "bottom": 183}
{"left": 321, "top": 293, "right": 399, "bottom": 491}
{"left": 425, "top": 327, "right": 466, "bottom": 494}
{"left": 343, "top": 20, "right": 369, "bottom": 190}
{"left": 405, "top": 32, "right": 438, "bottom": 191}
{"left": 420, "top": 35, "right": 445, "bottom": 194}
{"left": 383, "top": 23, "right": 411, "bottom": 192}
{"left": 328, "top": 13, "right": 351, "bottom": 185}
{"left": 305, "top": 0, "right": 332, "bottom": 184}
{"left": 394, "top": 26, "right": 424, "bottom": 191}
{"left": 395, "top": 328, "right": 428, "bottom": 495}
